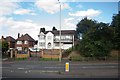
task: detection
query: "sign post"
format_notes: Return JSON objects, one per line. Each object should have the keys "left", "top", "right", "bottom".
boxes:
{"left": 65, "top": 62, "right": 69, "bottom": 72}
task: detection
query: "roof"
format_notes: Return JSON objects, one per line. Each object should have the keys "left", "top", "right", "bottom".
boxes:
{"left": 44, "top": 30, "right": 75, "bottom": 35}
{"left": 17, "top": 33, "right": 35, "bottom": 42}
{"left": 5, "top": 36, "right": 16, "bottom": 42}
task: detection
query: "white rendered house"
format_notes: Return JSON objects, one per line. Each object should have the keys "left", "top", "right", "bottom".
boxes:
{"left": 38, "top": 30, "right": 75, "bottom": 50}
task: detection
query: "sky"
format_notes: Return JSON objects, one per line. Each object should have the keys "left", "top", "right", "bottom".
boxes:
{"left": 0, "top": 0, "right": 119, "bottom": 40}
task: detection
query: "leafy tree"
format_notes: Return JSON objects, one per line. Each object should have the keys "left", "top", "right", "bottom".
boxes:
{"left": 1, "top": 41, "right": 9, "bottom": 55}
{"left": 52, "top": 26, "right": 57, "bottom": 31}
{"left": 76, "top": 17, "right": 97, "bottom": 39}
{"left": 76, "top": 18, "right": 112, "bottom": 58}
{"left": 111, "top": 12, "right": 120, "bottom": 50}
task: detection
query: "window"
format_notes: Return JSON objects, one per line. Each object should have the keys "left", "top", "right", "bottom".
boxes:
{"left": 48, "top": 36, "right": 51, "bottom": 40}
{"left": 17, "top": 47, "right": 22, "bottom": 51}
{"left": 55, "top": 36, "right": 59, "bottom": 40}
{"left": 40, "top": 36, "right": 45, "bottom": 40}
{"left": 24, "top": 41, "right": 28, "bottom": 44}
{"left": 17, "top": 41, "right": 22, "bottom": 44}
{"left": 61, "top": 36, "right": 65, "bottom": 40}
{"left": 47, "top": 42, "right": 51, "bottom": 48}
{"left": 55, "top": 43, "right": 59, "bottom": 47}
{"left": 39, "top": 42, "right": 45, "bottom": 47}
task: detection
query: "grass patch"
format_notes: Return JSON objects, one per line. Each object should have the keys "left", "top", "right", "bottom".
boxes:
{"left": 71, "top": 56, "right": 85, "bottom": 61}
{"left": 39, "top": 58, "right": 59, "bottom": 61}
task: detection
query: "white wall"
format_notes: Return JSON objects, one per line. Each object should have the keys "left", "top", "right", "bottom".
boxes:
{"left": 38, "top": 32, "right": 46, "bottom": 49}
{"left": 54, "top": 43, "right": 73, "bottom": 50}
{"left": 45, "top": 32, "right": 54, "bottom": 49}
{"left": 63, "top": 44, "right": 73, "bottom": 49}
{"left": 38, "top": 31, "right": 74, "bottom": 50}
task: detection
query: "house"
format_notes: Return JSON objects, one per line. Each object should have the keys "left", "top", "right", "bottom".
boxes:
{"left": 15, "top": 33, "right": 35, "bottom": 51}
{"left": 38, "top": 30, "right": 75, "bottom": 50}
{"left": 1, "top": 36, "right": 16, "bottom": 49}
{"left": 6, "top": 36, "right": 16, "bottom": 49}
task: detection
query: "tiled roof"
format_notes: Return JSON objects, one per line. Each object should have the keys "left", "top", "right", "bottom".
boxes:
{"left": 5, "top": 36, "right": 16, "bottom": 42}
{"left": 44, "top": 30, "right": 75, "bottom": 35}
{"left": 17, "top": 33, "right": 35, "bottom": 41}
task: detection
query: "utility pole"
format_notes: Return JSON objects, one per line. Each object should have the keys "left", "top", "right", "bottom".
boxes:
{"left": 58, "top": 0, "right": 62, "bottom": 62}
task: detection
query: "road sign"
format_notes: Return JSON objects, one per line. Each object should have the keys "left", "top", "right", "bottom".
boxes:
{"left": 65, "top": 62, "right": 69, "bottom": 72}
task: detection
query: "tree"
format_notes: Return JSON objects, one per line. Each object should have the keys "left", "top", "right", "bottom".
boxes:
{"left": 52, "top": 26, "right": 57, "bottom": 31}
{"left": 76, "top": 17, "right": 97, "bottom": 39}
{"left": 1, "top": 41, "right": 9, "bottom": 55}
{"left": 111, "top": 13, "right": 120, "bottom": 50}
{"left": 76, "top": 18, "right": 112, "bottom": 58}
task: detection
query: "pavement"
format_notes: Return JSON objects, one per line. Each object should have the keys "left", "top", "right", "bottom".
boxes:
{"left": 2, "top": 57, "right": 119, "bottom": 78}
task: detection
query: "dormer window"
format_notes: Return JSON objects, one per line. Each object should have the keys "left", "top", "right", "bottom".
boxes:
{"left": 24, "top": 41, "right": 28, "bottom": 44}
{"left": 17, "top": 41, "right": 22, "bottom": 44}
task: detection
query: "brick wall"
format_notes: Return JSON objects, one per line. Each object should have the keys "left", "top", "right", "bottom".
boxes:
{"left": 16, "top": 54, "right": 29, "bottom": 58}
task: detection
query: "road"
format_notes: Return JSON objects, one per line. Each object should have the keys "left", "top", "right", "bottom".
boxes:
{"left": 2, "top": 57, "right": 119, "bottom": 78}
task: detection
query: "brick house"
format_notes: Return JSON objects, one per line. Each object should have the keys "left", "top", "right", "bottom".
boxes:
{"left": 15, "top": 33, "right": 35, "bottom": 51}
{"left": 6, "top": 36, "right": 16, "bottom": 49}
{"left": 1, "top": 36, "right": 16, "bottom": 49}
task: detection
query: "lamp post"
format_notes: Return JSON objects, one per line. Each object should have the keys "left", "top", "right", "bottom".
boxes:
{"left": 58, "top": 0, "right": 62, "bottom": 62}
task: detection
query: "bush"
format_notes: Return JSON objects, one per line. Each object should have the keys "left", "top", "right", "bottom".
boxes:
{"left": 79, "top": 38, "right": 111, "bottom": 58}
{"left": 71, "top": 56, "right": 85, "bottom": 61}
{"left": 62, "top": 47, "right": 73, "bottom": 57}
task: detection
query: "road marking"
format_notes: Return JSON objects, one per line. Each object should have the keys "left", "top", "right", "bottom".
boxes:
{"left": 28, "top": 70, "right": 31, "bottom": 72}
{"left": 41, "top": 70, "right": 59, "bottom": 73}
{"left": 25, "top": 71, "right": 28, "bottom": 73}
{"left": 2, "top": 58, "right": 8, "bottom": 61}
{"left": 17, "top": 68, "right": 25, "bottom": 70}
{"left": 30, "top": 70, "right": 59, "bottom": 73}
{"left": 17, "top": 67, "right": 29, "bottom": 70}
{"left": 81, "top": 66, "right": 117, "bottom": 69}
{"left": 58, "top": 63, "right": 118, "bottom": 66}
{"left": 44, "top": 67, "right": 63, "bottom": 69}
{"left": 0, "top": 67, "right": 9, "bottom": 68}
{"left": 82, "top": 67, "right": 87, "bottom": 69}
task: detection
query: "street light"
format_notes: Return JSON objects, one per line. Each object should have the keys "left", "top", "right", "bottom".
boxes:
{"left": 58, "top": 0, "right": 62, "bottom": 62}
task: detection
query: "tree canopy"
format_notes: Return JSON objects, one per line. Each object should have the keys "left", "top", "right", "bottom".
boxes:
{"left": 110, "top": 13, "right": 120, "bottom": 50}
{"left": 76, "top": 17, "right": 97, "bottom": 39}
{"left": 75, "top": 17, "right": 117, "bottom": 58}
{"left": 1, "top": 40, "right": 9, "bottom": 55}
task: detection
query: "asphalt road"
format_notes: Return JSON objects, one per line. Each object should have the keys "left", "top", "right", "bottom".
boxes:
{"left": 2, "top": 57, "right": 119, "bottom": 78}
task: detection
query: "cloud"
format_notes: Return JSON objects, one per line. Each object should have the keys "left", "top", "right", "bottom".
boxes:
{"left": 0, "top": 2, "right": 19, "bottom": 16}
{"left": 35, "top": 0, "right": 70, "bottom": 14}
{"left": 0, "top": 17, "right": 50, "bottom": 40}
{"left": 64, "top": 17, "right": 76, "bottom": 30}
{"left": 69, "top": 9, "right": 102, "bottom": 17}
{"left": 14, "top": 9, "right": 37, "bottom": 15}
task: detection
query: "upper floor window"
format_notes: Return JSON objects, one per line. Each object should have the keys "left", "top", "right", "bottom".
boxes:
{"left": 17, "top": 41, "right": 22, "bottom": 44}
{"left": 47, "top": 36, "right": 51, "bottom": 40}
{"left": 24, "top": 41, "right": 28, "bottom": 44}
{"left": 40, "top": 35, "right": 45, "bottom": 40}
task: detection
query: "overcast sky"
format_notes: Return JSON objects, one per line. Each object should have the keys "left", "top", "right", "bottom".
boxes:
{"left": 0, "top": 0, "right": 119, "bottom": 40}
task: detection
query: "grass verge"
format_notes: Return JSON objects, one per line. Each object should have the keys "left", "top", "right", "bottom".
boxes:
{"left": 39, "top": 58, "right": 59, "bottom": 61}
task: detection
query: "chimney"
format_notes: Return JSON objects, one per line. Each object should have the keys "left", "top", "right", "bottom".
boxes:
{"left": 18, "top": 33, "right": 20, "bottom": 38}
{"left": 1, "top": 36, "right": 4, "bottom": 39}
{"left": 21, "top": 34, "right": 23, "bottom": 37}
